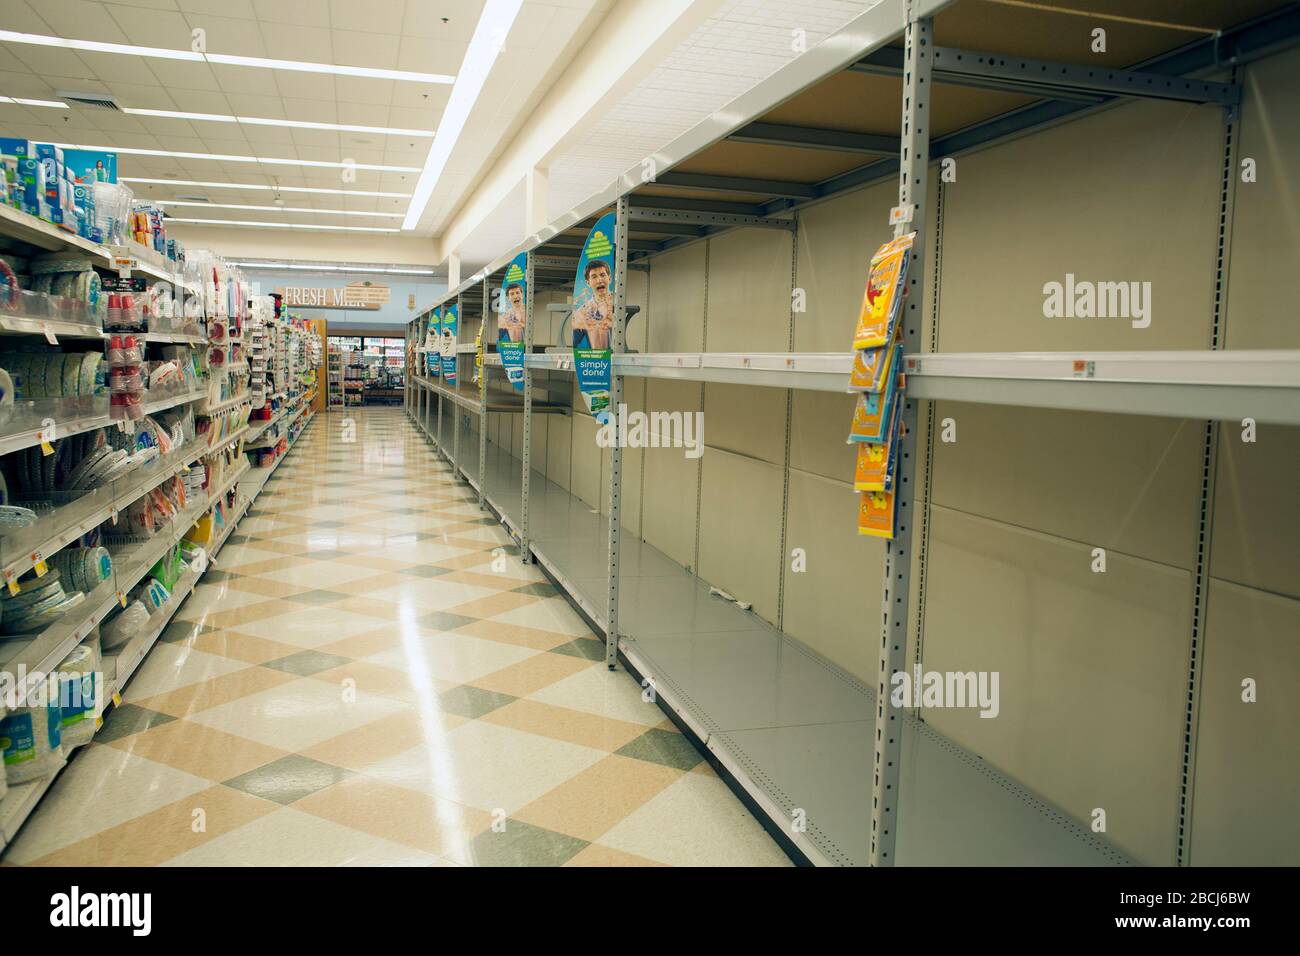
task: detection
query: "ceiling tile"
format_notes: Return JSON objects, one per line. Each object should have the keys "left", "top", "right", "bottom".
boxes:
{"left": 33, "top": 0, "right": 132, "bottom": 41}
{"left": 273, "top": 71, "right": 336, "bottom": 101}
{"left": 330, "top": 0, "right": 405, "bottom": 35}
{"left": 211, "top": 63, "right": 276, "bottom": 95}
{"left": 402, "top": 0, "right": 484, "bottom": 41}
{"left": 178, "top": 0, "right": 258, "bottom": 19}
{"left": 216, "top": 93, "right": 281, "bottom": 118}
{"left": 9, "top": 46, "right": 91, "bottom": 78}
{"left": 238, "top": 123, "right": 297, "bottom": 146}
{"left": 163, "top": 88, "right": 232, "bottom": 112}
{"left": 98, "top": 80, "right": 179, "bottom": 109}
{"left": 289, "top": 127, "right": 341, "bottom": 150}
{"left": 389, "top": 83, "right": 448, "bottom": 111}
{"left": 147, "top": 59, "right": 222, "bottom": 91}
{"left": 280, "top": 98, "right": 339, "bottom": 123}
{"left": 0, "top": 2, "right": 54, "bottom": 33}
{"left": 251, "top": 0, "right": 330, "bottom": 29}
{"left": 334, "top": 31, "right": 401, "bottom": 70}
{"left": 105, "top": 4, "right": 193, "bottom": 47}
{"left": 190, "top": 16, "right": 270, "bottom": 56}
{"left": 333, "top": 75, "right": 394, "bottom": 107}
{"left": 258, "top": 23, "right": 332, "bottom": 63}
{"left": 73, "top": 50, "right": 161, "bottom": 86}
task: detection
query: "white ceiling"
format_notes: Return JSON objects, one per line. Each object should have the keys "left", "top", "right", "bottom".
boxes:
{"left": 0, "top": 0, "right": 602, "bottom": 236}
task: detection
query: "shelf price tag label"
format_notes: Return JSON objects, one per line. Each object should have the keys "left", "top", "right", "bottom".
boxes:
{"left": 112, "top": 692, "right": 122, "bottom": 708}
{"left": 117, "top": 590, "right": 127, "bottom": 607}
{"left": 31, "top": 551, "right": 48, "bottom": 576}
{"left": 3, "top": 569, "right": 19, "bottom": 597}
{"left": 889, "top": 204, "right": 914, "bottom": 226}
{"left": 42, "top": 322, "right": 58, "bottom": 345}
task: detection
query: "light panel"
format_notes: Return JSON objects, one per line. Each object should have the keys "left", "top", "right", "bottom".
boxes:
{"left": 156, "top": 200, "right": 404, "bottom": 218}
{"left": 0, "top": 30, "right": 453, "bottom": 83}
{"left": 121, "top": 178, "right": 412, "bottom": 199}
{"left": 402, "top": 0, "right": 524, "bottom": 230}
{"left": 167, "top": 217, "right": 400, "bottom": 233}
{"left": 55, "top": 143, "right": 420, "bottom": 173}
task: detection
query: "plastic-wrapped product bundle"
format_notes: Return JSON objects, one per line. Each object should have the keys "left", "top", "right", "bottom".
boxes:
{"left": 57, "top": 641, "right": 101, "bottom": 749}
{"left": 0, "top": 694, "right": 64, "bottom": 784}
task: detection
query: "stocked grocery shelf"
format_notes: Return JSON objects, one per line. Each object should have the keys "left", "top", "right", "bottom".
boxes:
{"left": 0, "top": 430, "right": 215, "bottom": 582}
{"left": 409, "top": 412, "right": 1132, "bottom": 867}
{"left": 196, "top": 390, "right": 251, "bottom": 417}
{"left": 0, "top": 408, "right": 315, "bottom": 852}
{"left": 0, "top": 306, "right": 104, "bottom": 341}
{"left": 0, "top": 204, "right": 199, "bottom": 296}
{"left": 0, "top": 386, "right": 206, "bottom": 457}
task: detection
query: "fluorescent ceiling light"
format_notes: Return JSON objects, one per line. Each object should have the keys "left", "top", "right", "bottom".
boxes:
{"left": 229, "top": 261, "right": 438, "bottom": 275}
{"left": 121, "top": 177, "right": 411, "bottom": 198}
{"left": 156, "top": 199, "right": 404, "bottom": 218}
{"left": 122, "top": 107, "right": 433, "bottom": 138}
{"left": 55, "top": 143, "right": 419, "bottom": 172}
{"left": 403, "top": 0, "right": 523, "bottom": 230}
{"left": 0, "top": 30, "right": 202, "bottom": 61}
{"left": 168, "top": 217, "right": 400, "bottom": 233}
{"left": 0, "top": 30, "right": 453, "bottom": 83}
{"left": 0, "top": 95, "right": 69, "bottom": 108}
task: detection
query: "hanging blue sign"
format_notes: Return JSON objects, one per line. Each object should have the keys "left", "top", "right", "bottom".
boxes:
{"left": 440, "top": 302, "right": 459, "bottom": 385}
{"left": 498, "top": 252, "right": 528, "bottom": 393}
{"left": 571, "top": 212, "right": 615, "bottom": 423}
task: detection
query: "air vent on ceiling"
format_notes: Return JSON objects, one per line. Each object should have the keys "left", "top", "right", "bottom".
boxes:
{"left": 56, "top": 90, "right": 122, "bottom": 111}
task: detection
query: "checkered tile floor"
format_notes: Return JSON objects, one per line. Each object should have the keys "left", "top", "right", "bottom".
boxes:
{"left": 8, "top": 408, "right": 789, "bottom": 867}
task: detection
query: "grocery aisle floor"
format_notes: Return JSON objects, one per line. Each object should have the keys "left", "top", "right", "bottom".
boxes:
{"left": 7, "top": 408, "right": 789, "bottom": 867}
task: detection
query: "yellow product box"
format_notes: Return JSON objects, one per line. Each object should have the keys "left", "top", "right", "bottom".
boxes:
{"left": 858, "top": 489, "right": 896, "bottom": 538}
{"left": 853, "top": 232, "right": 914, "bottom": 350}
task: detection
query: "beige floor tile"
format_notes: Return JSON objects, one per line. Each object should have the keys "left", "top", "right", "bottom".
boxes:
{"left": 294, "top": 776, "right": 493, "bottom": 860}
{"left": 300, "top": 711, "right": 467, "bottom": 772}
{"left": 223, "top": 576, "right": 313, "bottom": 599}
{"left": 186, "top": 628, "right": 305, "bottom": 664}
{"left": 308, "top": 660, "right": 456, "bottom": 705}
{"left": 513, "top": 754, "right": 682, "bottom": 842}
{"left": 185, "top": 675, "right": 407, "bottom": 751}
{"left": 197, "top": 599, "right": 299, "bottom": 631}
{"left": 455, "top": 618, "right": 578, "bottom": 652}
{"left": 444, "top": 591, "right": 544, "bottom": 620}
{"left": 316, "top": 626, "right": 404, "bottom": 659}
{"left": 134, "top": 665, "right": 300, "bottom": 718}
{"left": 470, "top": 652, "right": 595, "bottom": 698}
{"left": 565, "top": 843, "right": 668, "bottom": 867}
{"left": 106, "top": 719, "right": 291, "bottom": 781}
{"left": 483, "top": 699, "right": 649, "bottom": 752}
{"left": 30, "top": 785, "right": 280, "bottom": 866}
{"left": 163, "top": 806, "right": 442, "bottom": 867}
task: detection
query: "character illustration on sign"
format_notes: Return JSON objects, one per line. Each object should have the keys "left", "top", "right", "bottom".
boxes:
{"left": 499, "top": 282, "right": 526, "bottom": 343}
{"left": 572, "top": 255, "right": 614, "bottom": 350}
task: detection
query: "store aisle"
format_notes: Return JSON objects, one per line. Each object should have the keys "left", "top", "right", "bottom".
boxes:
{"left": 7, "top": 409, "right": 789, "bottom": 867}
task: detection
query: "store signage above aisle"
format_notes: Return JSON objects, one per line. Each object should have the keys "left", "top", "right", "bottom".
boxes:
{"left": 440, "top": 302, "right": 458, "bottom": 385}
{"left": 571, "top": 212, "right": 616, "bottom": 424}
{"left": 277, "top": 282, "right": 389, "bottom": 310}
{"left": 498, "top": 252, "right": 528, "bottom": 393}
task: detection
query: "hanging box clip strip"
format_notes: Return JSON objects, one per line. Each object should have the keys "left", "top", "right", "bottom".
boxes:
{"left": 850, "top": 232, "right": 915, "bottom": 539}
